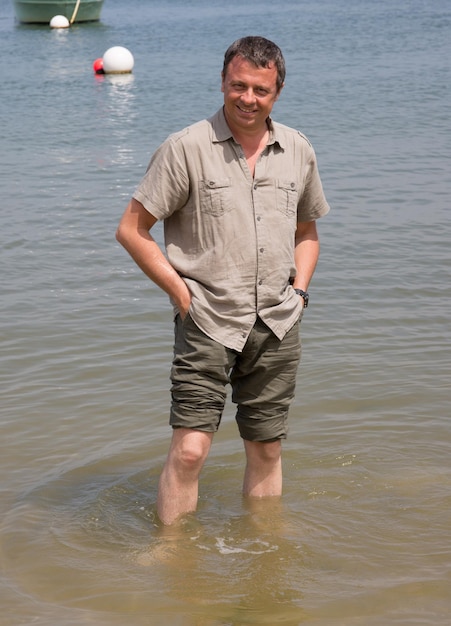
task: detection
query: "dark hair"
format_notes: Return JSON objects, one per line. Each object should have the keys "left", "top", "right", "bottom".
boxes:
{"left": 223, "top": 36, "right": 286, "bottom": 92}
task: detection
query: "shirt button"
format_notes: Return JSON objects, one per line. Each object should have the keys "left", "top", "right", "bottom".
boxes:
{"left": 257, "top": 216, "right": 261, "bottom": 221}
{"left": 254, "top": 184, "right": 258, "bottom": 190}
{"left": 260, "top": 248, "right": 264, "bottom": 253}
{"left": 258, "top": 279, "right": 263, "bottom": 285}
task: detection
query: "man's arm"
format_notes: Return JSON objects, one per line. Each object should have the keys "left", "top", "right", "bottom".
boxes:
{"left": 293, "top": 220, "right": 320, "bottom": 293}
{"left": 116, "top": 198, "right": 192, "bottom": 316}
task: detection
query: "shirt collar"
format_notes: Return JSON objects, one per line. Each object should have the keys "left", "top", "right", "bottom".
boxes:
{"left": 209, "top": 107, "right": 284, "bottom": 149}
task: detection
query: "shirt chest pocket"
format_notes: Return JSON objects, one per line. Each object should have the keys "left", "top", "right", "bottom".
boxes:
{"left": 276, "top": 180, "right": 300, "bottom": 217}
{"left": 199, "top": 178, "right": 233, "bottom": 217}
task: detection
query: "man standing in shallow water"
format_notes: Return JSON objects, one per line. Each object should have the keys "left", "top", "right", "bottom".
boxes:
{"left": 116, "top": 36, "right": 330, "bottom": 525}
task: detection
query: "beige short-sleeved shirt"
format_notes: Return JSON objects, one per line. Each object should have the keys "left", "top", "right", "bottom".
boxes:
{"left": 134, "top": 108, "right": 330, "bottom": 352}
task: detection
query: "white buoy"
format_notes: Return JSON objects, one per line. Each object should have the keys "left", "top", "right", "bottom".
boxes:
{"left": 50, "top": 15, "right": 70, "bottom": 28}
{"left": 102, "top": 46, "right": 134, "bottom": 74}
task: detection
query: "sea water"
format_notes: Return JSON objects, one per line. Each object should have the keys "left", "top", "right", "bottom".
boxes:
{"left": 1, "top": 0, "right": 450, "bottom": 624}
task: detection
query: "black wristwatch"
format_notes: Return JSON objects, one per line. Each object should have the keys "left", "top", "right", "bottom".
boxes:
{"left": 294, "top": 288, "right": 309, "bottom": 308}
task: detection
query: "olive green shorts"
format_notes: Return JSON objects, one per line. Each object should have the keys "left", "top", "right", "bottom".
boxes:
{"left": 169, "top": 314, "right": 301, "bottom": 442}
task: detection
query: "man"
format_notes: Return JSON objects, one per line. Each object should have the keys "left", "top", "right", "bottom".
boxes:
{"left": 116, "top": 36, "right": 330, "bottom": 525}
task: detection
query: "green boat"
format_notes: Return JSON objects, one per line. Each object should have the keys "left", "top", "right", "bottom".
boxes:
{"left": 13, "top": 0, "right": 104, "bottom": 23}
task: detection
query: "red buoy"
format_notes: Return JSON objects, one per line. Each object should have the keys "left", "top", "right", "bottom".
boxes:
{"left": 92, "top": 58, "right": 104, "bottom": 74}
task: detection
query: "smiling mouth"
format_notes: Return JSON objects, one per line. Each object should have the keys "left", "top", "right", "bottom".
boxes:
{"left": 237, "top": 106, "right": 256, "bottom": 114}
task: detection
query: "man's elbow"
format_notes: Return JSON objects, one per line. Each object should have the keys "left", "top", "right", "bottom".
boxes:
{"left": 115, "top": 222, "right": 125, "bottom": 246}
{"left": 115, "top": 220, "right": 131, "bottom": 250}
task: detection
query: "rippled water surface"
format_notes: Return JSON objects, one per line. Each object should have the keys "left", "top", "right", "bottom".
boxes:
{"left": 1, "top": 0, "right": 450, "bottom": 624}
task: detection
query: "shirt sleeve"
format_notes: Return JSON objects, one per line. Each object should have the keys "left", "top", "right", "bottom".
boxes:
{"left": 297, "top": 145, "right": 330, "bottom": 222}
{"left": 133, "top": 131, "right": 190, "bottom": 220}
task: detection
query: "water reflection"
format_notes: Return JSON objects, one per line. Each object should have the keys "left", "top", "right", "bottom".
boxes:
{"left": 92, "top": 72, "right": 137, "bottom": 170}
{"left": 103, "top": 73, "right": 135, "bottom": 88}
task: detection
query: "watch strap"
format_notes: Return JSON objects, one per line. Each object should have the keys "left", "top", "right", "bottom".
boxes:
{"left": 294, "top": 288, "right": 309, "bottom": 307}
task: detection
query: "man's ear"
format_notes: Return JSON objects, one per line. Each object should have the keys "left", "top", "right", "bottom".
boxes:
{"left": 275, "top": 82, "right": 285, "bottom": 101}
{"left": 220, "top": 71, "right": 225, "bottom": 93}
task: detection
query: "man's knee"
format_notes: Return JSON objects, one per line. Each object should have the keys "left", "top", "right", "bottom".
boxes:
{"left": 170, "top": 428, "right": 213, "bottom": 473}
{"left": 244, "top": 439, "right": 282, "bottom": 465}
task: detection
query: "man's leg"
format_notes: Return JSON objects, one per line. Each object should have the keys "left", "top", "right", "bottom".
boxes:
{"left": 157, "top": 427, "right": 214, "bottom": 525}
{"left": 233, "top": 319, "right": 301, "bottom": 498}
{"left": 242, "top": 439, "right": 282, "bottom": 497}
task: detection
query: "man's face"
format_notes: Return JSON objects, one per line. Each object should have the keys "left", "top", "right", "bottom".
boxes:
{"left": 221, "top": 55, "right": 283, "bottom": 135}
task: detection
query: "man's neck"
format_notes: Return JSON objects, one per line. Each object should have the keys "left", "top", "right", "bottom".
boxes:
{"left": 224, "top": 110, "right": 271, "bottom": 149}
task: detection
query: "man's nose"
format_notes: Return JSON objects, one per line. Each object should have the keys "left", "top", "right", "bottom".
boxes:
{"left": 240, "top": 88, "right": 257, "bottom": 104}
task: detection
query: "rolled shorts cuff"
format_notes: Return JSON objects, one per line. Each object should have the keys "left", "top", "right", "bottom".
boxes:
{"left": 170, "top": 385, "right": 224, "bottom": 432}
{"left": 235, "top": 405, "right": 289, "bottom": 442}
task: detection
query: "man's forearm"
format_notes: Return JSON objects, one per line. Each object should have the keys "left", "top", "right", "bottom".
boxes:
{"left": 116, "top": 199, "right": 192, "bottom": 315}
{"left": 293, "top": 222, "right": 320, "bottom": 290}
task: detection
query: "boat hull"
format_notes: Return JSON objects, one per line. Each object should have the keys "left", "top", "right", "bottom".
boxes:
{"left": 13, "top": 0, "right": 104, "bottom": 23}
